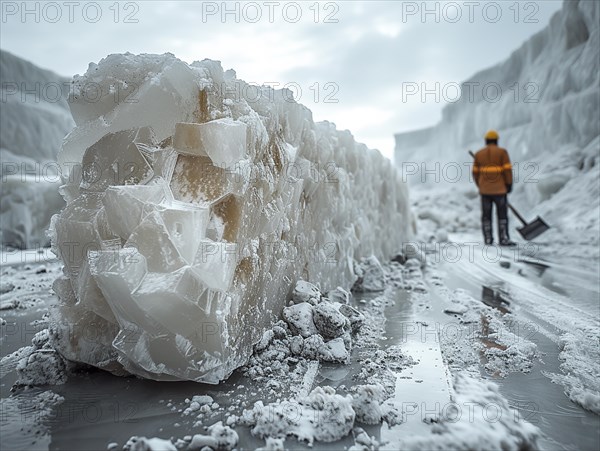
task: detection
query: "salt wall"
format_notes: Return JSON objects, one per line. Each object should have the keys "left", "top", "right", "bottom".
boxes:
{"left": 50, "top": 54, "right": 412, "bottom": 383}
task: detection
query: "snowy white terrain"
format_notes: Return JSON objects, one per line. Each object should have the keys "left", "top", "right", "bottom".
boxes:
{"left": 0, "top": 50, "right": 74, "bottom": 248}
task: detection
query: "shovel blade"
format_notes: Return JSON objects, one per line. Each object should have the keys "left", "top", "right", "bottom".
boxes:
{"left": 517, "top": 217, "right": 550, "bottom": 240}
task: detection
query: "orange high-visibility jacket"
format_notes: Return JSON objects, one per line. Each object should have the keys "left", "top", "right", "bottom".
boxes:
{"left": 472, "top": 145, "right": 513, "bottom": 195}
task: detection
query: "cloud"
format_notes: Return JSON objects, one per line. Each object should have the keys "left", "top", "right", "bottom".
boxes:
{"left": 1, "top": 1, "right": 564, "bottom": 159}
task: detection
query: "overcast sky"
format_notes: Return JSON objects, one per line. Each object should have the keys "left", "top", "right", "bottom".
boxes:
{"left": 1, "top": 1, "right": 563, "bottom": 158}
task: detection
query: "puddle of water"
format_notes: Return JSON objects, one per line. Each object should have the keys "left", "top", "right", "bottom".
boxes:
{"left": 494, "top": 358, "right": 600, "bottom": 450}
{"left": 1, "top": 390, "right": 55, "bottom": 451}
{"left": 379, "top": 289, "right": 454, "bottom": 442}
{"left": 481, "top": 285, "right": 511, "bottom": 313}
{"left": 495, "top": 305, "right": 600, "bottom": 451}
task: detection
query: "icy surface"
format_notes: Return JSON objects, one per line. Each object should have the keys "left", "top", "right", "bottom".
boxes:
{"left": 0, "top": 50, "right": 73, "bottom": 162}
{"left": 2, "top": 241, "right": 595, "bottom": 449}
{"left": 49, "top": 53, "right": 412, "bottom": 383}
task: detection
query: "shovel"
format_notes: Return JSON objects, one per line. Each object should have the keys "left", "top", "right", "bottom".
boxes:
{"left": 507, "top": 204, "right": 550, "bottom": 240}
{"left": 469, "top": 150, "right": 550, "bottom": 240}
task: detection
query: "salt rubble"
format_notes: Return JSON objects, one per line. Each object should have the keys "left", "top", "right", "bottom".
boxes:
{"left": 122, "top": 420, "right": 240, "bottom": 451}
{"left": 49, "top": 53, "right": 412, "bottom": 383}
{"left": 241, "top": 280, "right": 366, "bottom": 385}
{"left": 122, "top": 436, "right": 177, "bottom": 451}
{"left": 233, "top": 275, "right": 406, "bottom": 447}
{"left": 124, "top": 422, "right": 239, "bottom": 451}
{"left": 0, "top": 328, "right": 68, "bottom": 387}
{"left": 242, "top": 386, "right": 356, "bottom": 445}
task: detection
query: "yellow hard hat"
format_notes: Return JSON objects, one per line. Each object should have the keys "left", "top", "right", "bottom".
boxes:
{"left": 485, "top": 130, "right": 499, "bottom": 140}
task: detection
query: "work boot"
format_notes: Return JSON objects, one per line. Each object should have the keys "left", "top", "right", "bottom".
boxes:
{"left": 498, "top": 219, "right": 516, "bottom": 246}
{"left": 482, "top": 220, "right": 493, "bottom": 245}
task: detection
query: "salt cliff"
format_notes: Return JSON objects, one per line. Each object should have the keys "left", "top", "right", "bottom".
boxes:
{"left": 0, "top": 50, "right": 75, "bottom": 248}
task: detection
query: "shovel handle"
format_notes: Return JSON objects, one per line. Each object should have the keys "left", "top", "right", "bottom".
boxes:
{"left": 507, "top": 203, "right": 528, "bottom": 226}
{"left": 468, "top": 150, "right": 527, "bottom": 226}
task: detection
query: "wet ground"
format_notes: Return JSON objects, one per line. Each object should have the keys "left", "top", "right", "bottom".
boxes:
{"left": 440, "top": 234, "right": 600, "bottom": 450}
{"left": 0, "top": 258, "right": 441, "bottom": 450}
{"left": 1, "top": 240, "right": 599, "bottom": 450}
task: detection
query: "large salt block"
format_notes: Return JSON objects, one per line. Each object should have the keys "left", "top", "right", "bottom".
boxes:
{"left": 51, "top": 54, "right": 413, "bottom": 385}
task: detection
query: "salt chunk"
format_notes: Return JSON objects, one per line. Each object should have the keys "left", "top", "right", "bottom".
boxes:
{"left": 313, "top": 302, "right": 350, "bottom": 339}
{"left": 122, "top": 436, "right": 176, "bottom": 451}
{"left": 103, "top": 184, "right": 166, "bottom": 240}
{"left": 80, "top": 129, "right": 154, "bottom": 192}
{"left": 353, "top": 256, "right": 385, "bottom": 292}
{"left": 188, "top": 421, "right": 238, "bottom": 451}
{"left": 319, "top": 337, "right": 350, "bottom": 363}
{"left": 351, "top": 384, "right": 385, "bottom": 424}
{"left": 174, "top": 119, "right": 247, "bottom": 168}
{"left": 338, "top": 304, "right": 365, "bottom": 333}
{"left": 292, "top": 280, "right": 321, "bottom": 305}
{"left": 50, "top": 53, "right": 412, "bottom": 384}
{"left": 302, "top": 334, "right": 325, "bottom": 360}
{"left": 125, "top": 211, "right": 186, "bottom": 273}
{"left": 207, "top": 421, "right": 238, "bottom": 450}
{"left": 283, "top": 303, "right": 318, "bottom": 338}
{"left": 327, "top": 286, "right": 350, "bottom": 304}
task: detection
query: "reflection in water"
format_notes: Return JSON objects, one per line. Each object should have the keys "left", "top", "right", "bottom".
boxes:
{"left": 481, "top": 285, "right": 511, "bottom": 314}
{"left": 517, "top": 259, "right": 550, "bottom": 277}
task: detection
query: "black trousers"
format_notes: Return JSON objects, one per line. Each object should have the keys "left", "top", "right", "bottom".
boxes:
{"left": 481, "top": 194, "right": 508, "bottom": 224}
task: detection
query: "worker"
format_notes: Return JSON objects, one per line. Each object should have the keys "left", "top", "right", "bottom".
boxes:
{"left": 472, "top": 130, "right": 516, "bottom": 246}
